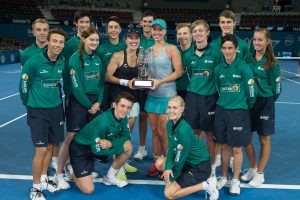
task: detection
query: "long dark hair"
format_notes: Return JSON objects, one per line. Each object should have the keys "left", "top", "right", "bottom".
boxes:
{"left": 79, "top": 26, "right": 99, "bottom": 68}
{"left": 254, "top": 28, "right": 276, "bottom": 71}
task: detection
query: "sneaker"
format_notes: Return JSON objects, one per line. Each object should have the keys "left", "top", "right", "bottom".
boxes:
{"left": 229, "top": 179, "right": 240, "bottom": 195}
{"left": 214, "top": 154, "right": 221, "bottom": 167}
{"left": 241, "top": 168, "right": 257, "bottom": 182}
{"left": 229, "top": 156, "right": 234, "bottom": 172}
{"left": 102, "top": 175, "right": 128, "bottom": 187}
{"left": 217, "top": 176, "right": 228, "bottom": 190}
{"left": 117, "top": 167, "right": 127, "bottom": 181}
{"left": 146, "top": 163, "right": 159, "bottom": 176}
{"left": 249, "top": 173, "right": 265, "bottom": 187}
{"left": 54, "top": 174, "right": 70, "bottom": 190}
{"left": 134, "top": 147, "right": 147, "bottom": 160}
{"left": 206, "top": 176, "right": 219, "bottom": 200}
{"left": 124, "top": 161, "right": 137, "bottom": 173}
{"left": 211, "top": 164, "right": 216, "bottom": 176}
{"left": 41, "top": 177, "right": 60, "bottom": 192}
{"left": 64, "top": 163, "right": 73, "bottom": 181}
{"left": 29, "top": 187, "right": 46, "bottom": 200}
{"left": 50, "top": 159, "right": 58, "bottom": 171}
{"left": 91, "top": 172, "right": 99, "bottom": 179}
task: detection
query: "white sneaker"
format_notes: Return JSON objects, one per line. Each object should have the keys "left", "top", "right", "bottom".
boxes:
{"left": 206, "top": 176, "right": 219, "bottom": 200}
{"left": 29, "top": 187, "right": 46, "bottom": 200}
{"left": 91, "top": 172, "right": 99, "bottom": 179}
{"left": 64, "top": 163, "right": 73, "bottom": 181}
{"left": 211, "top": 164, "right": 216, "bottom": 176}
{"left": 214, "top": 154, "right": 221, "bottom": 167}
{"left": 217, "top": 176, "right": 228, "bottom": 190}
{"left": 249, "top": 173, "right": 265, "bottom": 187}
{"left": 229, "top": 179, "right": 240, "bottom": 195}
{"left": 50, "top": 158, "right": 58, "bottom": 171}
{"left": 41, "top": 177, "right": 60, "bottom": 192}
{"left": 54, "top": 174, "right": 70, "bottom": 190}
{"left": 103, "top": 175, "right": 128, "bottom": 187}
{"left": 241, "top": 168, "right": 257, "bottom": 182}
{"left": 134, "top": 147, "right": 147, "bottom": 160}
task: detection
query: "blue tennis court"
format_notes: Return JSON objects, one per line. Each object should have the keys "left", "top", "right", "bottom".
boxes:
{"left": 0, "top": 59, "right": 300, "bottom": 199}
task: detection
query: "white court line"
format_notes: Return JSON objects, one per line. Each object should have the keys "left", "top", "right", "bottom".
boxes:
{"left": 0, "top": 113, "right": 27, "bottom": 128}
{"left": 0, "top": 174, "right": 300, "bottom": 190}
{"left": 0, "top": 93, "right": 19, "bottom": 101}
{"left": 276, "top": 101, "right": 300, "bottom": 105}
{"left": 281, "top": 76, "right": 300, "bottom": 85}
{"left": 281, "top": 69, "right": 297, "bottom": 76}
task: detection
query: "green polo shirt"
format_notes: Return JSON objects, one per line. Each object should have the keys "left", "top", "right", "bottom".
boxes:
{"left": 245, "top": 54, "right": 281, "bottom": 101}
{"left": 74, "top": 108, "right": 131, "bottom": 155}
{"left": 140, "top": 34, "right": 155, "bottom": 50}
{"left": 19, "top": 51, "right": 64, "bottom": 108}
{"left": 214, "top": 56, "right": 257, "bottom": 109}
{"left": 186, "top": 46, "right": 222, "bottom": 95}
{"left": 20, "top": 43, "right": 47, "bottom": 67}
{"left": 176, "top": 44, "right": 194, "bottom": 91}
{"left": 165, "top": 117, "right": 210, "bottom": 181}
{"left": 69, "top": 50, "right": 104, "bottom": 109}
{"left": 95, "top": 40, "right": 126, "bottom": 76}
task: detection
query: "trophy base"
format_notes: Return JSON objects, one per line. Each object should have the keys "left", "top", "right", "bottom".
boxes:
{"left": 133, "top": 80, "right": 154, "bottom": 88}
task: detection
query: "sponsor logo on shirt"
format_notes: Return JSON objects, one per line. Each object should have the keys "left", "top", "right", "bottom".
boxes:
{"left": 22, "top": 74, "right": 28, "bottom": 81}
{"left": 219, "top": 74, "right": 225, "bottom": 78}
{"left": 84, "top": 63, "right": 90, "bottom": 66}
{"left": 260, "top": 115, "right": 269, "bottom": 120}
{"left": 204, "top": 60, "right": 214, "bottom": 63}
{"left": 192, "top": 69, "right": 210, "bottom": 77}
{"left": 58, "top": 70, "right": 62, "bottom": 73}
{"left": 233, "top": 74, "right": 241, "bottom": 78}
{"left": 233, "top": 126, "right": 243, "bottom": 131}
{"left": 95, "top": 63, "right": 100, "bottom": 66}
{"left": 220, "top": 83, "right": 240, "bottom": 92}
{"left": 248, "top": 79, "right": 255, "bottom": 97}
{"left": 70, "top": 69, "right": 75, "bottom": 76}
{"left": 41, "top": 79, "right": 60, "bottom": 88}
{"left": 85, "top": 71, "right": 99, "bottom": 80}
{"left": 40, "top": 69, "right": 49, "bottom": 74}
{"left": 191, "top": 61, "right": 196, "bottom": 64}
{"left": 105, "top": 52, "right": 112, "bottom": 56}
{"left": 258, "top": 66, "right": 264, "bottom": 71}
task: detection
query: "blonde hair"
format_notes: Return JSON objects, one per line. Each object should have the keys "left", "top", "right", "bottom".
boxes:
{"left": 191, "top": 20, "right": 210, "bottom": 32}
{"left": 32, "top": 18, "right": 49, "bottom": 29}
{"left": 176, "top": 23, "right": 191, "bottom": 32}
{"left": 169, "top": 95, "right": 185, "bottom": 108}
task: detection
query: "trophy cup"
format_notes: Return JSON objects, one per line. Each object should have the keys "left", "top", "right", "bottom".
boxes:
{"left": 133, "top": 48, "right": 154, "bottom": 88}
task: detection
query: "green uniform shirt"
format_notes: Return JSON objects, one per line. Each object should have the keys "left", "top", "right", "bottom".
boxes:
{"left": 140, "top": 34, "right": 155, "bottom": 50}
{"left": 19, "top": 51, "right": 64, "bottom": 108}
{"left": 245, "top": 54, "right": 281, "bottom": 101}
{"left": 74, "top": 109, "right": 131, "bottom": 155}
{"left": 20, "top": 43, "right": 47, "bottom": 67}
{"left": 210, "top": 36, "right": 251, "bottom": 63}
{"left": 176, "top": 44, "right": 194, "bottom": 91}
{"left": 62, "top": 35, "right": 81, "bottom": 98}
{"left": 214, "top": 56, "right": 257, "bottom": 110}
{"left": 165, "top": 118, "right": 210, "bottom": 181}
{"left": 95, "top": 40, "right": 126, "bottom": 76}
{"left": 69, "top": 50, "right": 104, "bottom": 109}
{"left": 186, "top": 46, "right": 222, "bottom": 95}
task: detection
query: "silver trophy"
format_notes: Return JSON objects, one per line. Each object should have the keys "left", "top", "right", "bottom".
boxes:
{"left": 133, "top": 48, "right": 153, "bottom": 88}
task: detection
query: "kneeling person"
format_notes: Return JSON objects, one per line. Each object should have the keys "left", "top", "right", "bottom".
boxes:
{"left": 156, "top": 96, "right": 219, "bottom": 200}
{"left": 69, "top": 92, "right": 134, "bottom": 194}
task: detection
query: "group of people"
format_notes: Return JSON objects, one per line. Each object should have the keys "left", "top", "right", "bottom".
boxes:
{"left": 19, "top": 8, "right": 281, "bottom": 200}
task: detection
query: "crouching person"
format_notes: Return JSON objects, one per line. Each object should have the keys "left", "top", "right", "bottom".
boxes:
{"left": 155, "top": 96, "right": 219, "bottom": 200}
{"left": 69, "top": 91, "right": 134, "bottom": 194}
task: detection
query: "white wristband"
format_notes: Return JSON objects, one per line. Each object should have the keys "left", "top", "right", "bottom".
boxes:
{"left": 120, "top": 79, "right": 129, "bottom": 86}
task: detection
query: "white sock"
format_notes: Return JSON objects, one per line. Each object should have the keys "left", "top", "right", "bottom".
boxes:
{"left": 202, "top": 181, "right": 208, "bottom": 190}
{"left": 139, "top": 146, "right": 145, "bottom": 149}
{"left": 107, "top": 166, "right": 118, "bottom": 177}
{"left": 52, "top": 157, "right": 58, "bottom": 162}
{"left": 118, "top": 166, "right": 125, "bottom": 173}
{"left": 33, "top": 183, "right": 40, "bottom": 190}
{"left": 40, "top": 174, "right": 47, "bottom": 182}
{"left": 56, "top": 173, "right": 64, "bottom": 180}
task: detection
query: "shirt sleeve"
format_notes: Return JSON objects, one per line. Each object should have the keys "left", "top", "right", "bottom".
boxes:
{"left": 97, "top": 59, "right": 104, "bottom": 103}
{"left": 243, "top": 64, "right": 257, "bottom": 109}
{"left": 268, "top": 63, "right": 281, "bottom": 101}
{"left": 165, "top": 123, "right": 175, "bottom": 171}
{"left": 19, "top": 58, "right": 33, "bottom": 106}
{"left": 69, "top": 56, "right": 93, "bottom": 109}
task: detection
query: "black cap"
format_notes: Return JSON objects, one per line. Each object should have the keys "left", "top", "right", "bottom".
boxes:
{"left": 125, "top": 28, "right": 140, "bottom": 37}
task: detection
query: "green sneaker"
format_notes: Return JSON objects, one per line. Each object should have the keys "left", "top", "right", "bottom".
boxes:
{"left": 124, "top": 162, "right": 137, "bottom": 173}
{"left": 117, "top": 170, "right": 127, "bottom": 181}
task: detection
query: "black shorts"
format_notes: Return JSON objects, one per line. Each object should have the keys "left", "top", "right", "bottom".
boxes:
{"left": 66, "top": 94, "right": 101, "bottom": 132}
{"left": 27, "top": 104, "right": 64, "bottom": 147}
{"left": 214, "top": 106, "right": 251, "bottom": 147}
{"left": 250, "top": 97, "right": 275, "bottom": 136}
{"left": 69, "top": 140, "right": 108, "bottom": 178}
{"left": 176, "top": 160, "right": 211, "bottom": 188}
{"left": 137, "top": 89, "right": 148, "bottom": 113}
{"left": 101, "top": 83, "right": 113, "bottom": 111}
{"left": 177, "top": 90, "right": 187, "bottom": 100}
{"left": 184, "top": 92, "right": 217, "bottom": 131}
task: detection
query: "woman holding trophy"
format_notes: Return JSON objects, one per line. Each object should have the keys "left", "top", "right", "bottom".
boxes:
{"left": 144, "top": 19, "right": 182, "bottom": 176}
